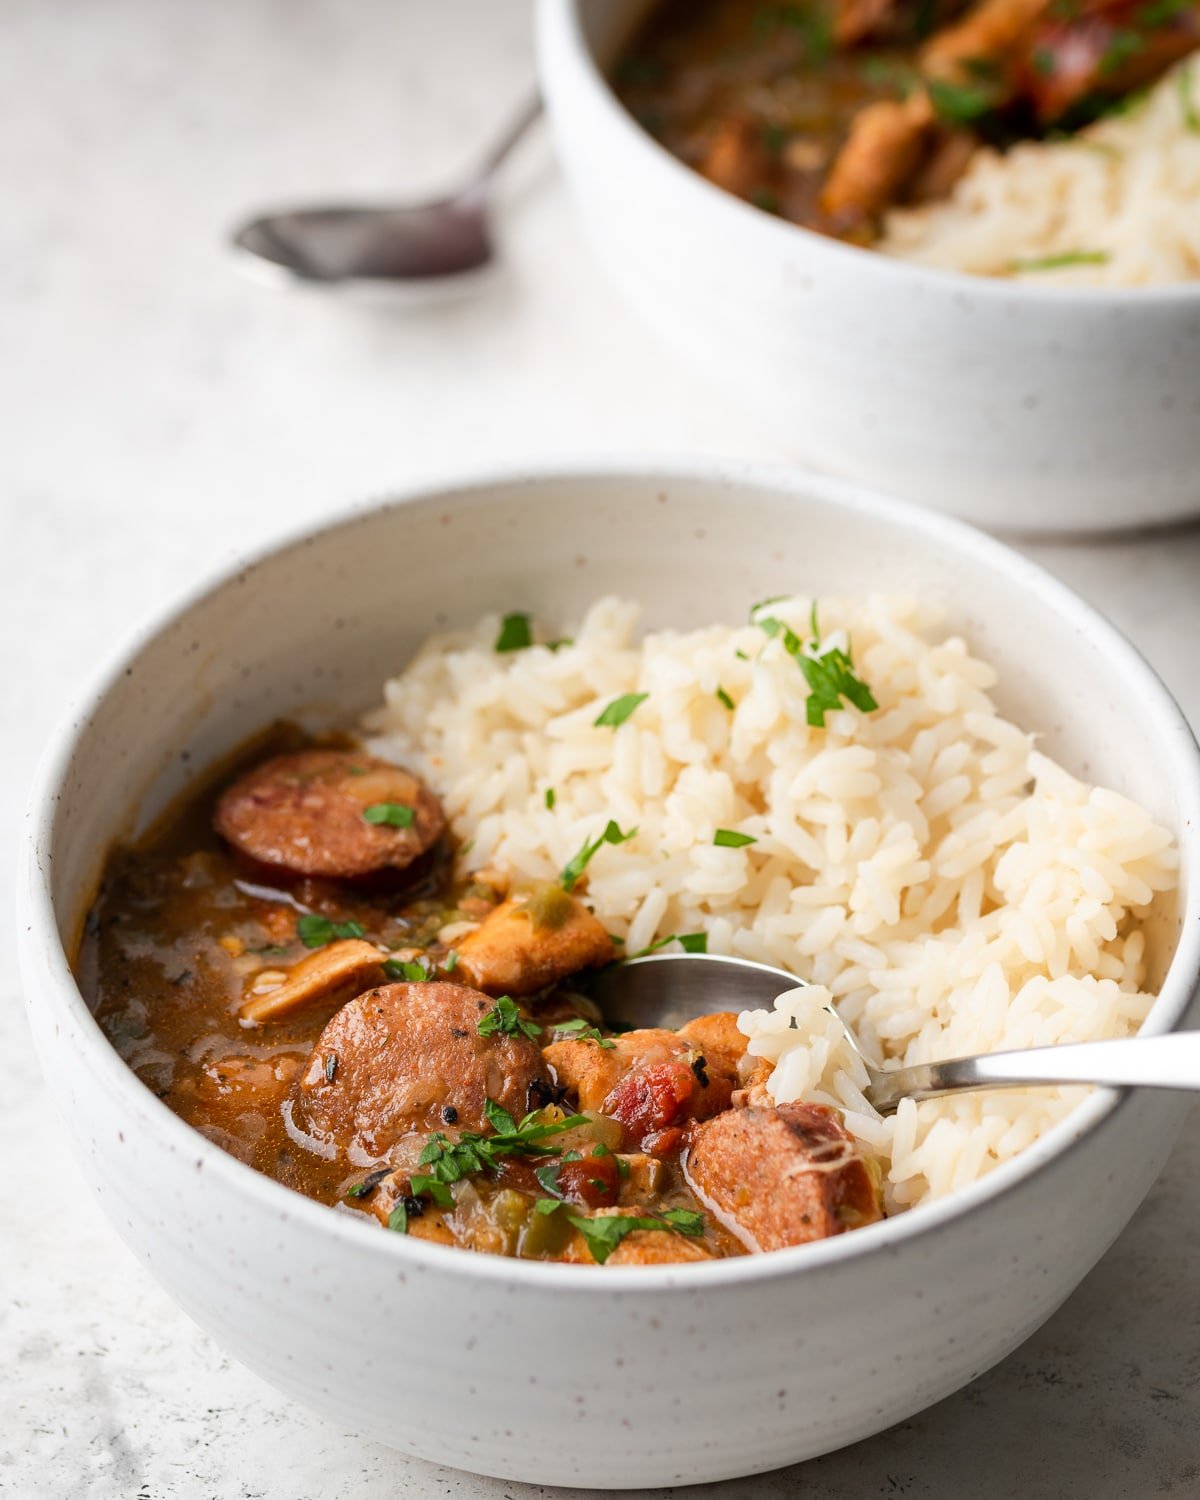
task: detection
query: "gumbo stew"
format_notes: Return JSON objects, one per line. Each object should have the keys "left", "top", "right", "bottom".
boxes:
{"left": 79, "top": 732, "right": 882, "bottom": 1266}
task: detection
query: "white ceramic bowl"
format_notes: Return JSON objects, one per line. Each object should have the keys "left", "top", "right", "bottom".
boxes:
{"left": 537, "top": 1, "right": 1200, "bottom": 535}
{"left": 18, "top": 462, "right": 1200, "bottom": 1488}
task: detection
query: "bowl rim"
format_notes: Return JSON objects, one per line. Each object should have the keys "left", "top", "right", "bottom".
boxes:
{"left": 536, "top": 0, "right": 1200, "bottom": 309}
{"left": 19, "top": 455, "right": 1200, "bottom": 1294}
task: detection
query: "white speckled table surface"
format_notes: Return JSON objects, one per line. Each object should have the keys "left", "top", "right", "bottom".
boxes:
{"left": 3, "top": 2, "right": 1199, "bottom": 1495}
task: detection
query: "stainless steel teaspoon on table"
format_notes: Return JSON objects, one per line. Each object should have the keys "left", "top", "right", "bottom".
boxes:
{"left": 232, "top": 96, "right": 539, "bottom": 287}
{"left": 587, "top": 951, "right": 1200, "bottom": 1115}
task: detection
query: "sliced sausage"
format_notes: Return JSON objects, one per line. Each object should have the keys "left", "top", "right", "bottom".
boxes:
{"left": 293, "top": 981, "right": 551, "bottom": 1157}
{"left": 454, "top": 886, "right": 614, "bottom": 996}
{"left": 685, "top": 1103, "right": 882, "bottom": 1251}
{"left": 214, "top": 749, "right": 445, "bottom": 881}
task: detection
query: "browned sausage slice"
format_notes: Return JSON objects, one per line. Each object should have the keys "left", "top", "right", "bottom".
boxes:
{"left": 214, "top": 749, "right": 445, "bottom": 881}
{"left": 453, "top": 886, "right": 614, "bottom": 996}
{"left": 685, "top": 1103, "right": 882, "bottom": 1250}
{"left": 293, "top": 981, "right": 551, "bottom": 1157}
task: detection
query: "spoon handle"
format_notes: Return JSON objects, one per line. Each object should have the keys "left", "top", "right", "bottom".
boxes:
{"left": 472, "top": 94, "right": 542, "bottom": 183}
{"left": 866, "top": 1032, "right": 1200, "bottom": 1115}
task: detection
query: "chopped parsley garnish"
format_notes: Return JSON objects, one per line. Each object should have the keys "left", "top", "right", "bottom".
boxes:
{"left": 714, "top": 829, "right": 757, "bottom": 848}
{"left": 495, "top": 612, "right": 534, "bottom": 652}
{"left": 444, "top": 949, "right": 459, "bottom": 973}
{"left": 715, "top": 686, "right": 735, "bottom": 710}
{"left": 546, "top": 637, "right": 574, "bottom": 652}
{"left": 550, "top": 1017, "right": 615, "bottom": 1049}
{"left": 1009, "top": 249, "right": 1110, "bottom": 272}
{"left": 1098, "top": 27, "right": 1144, "bottom": 75}
{"left": 387, "top": 1203, "right": 409, "bottom": 1234}
{"left": 363, "top": 802, "right": 415, "bottom": 828}
{"left": 545, "top": 786, "right": 556, "bottom": 810}
{"left": 296, "top": 914, "right": 366, "bottom": 949}
{"left": 756, "top": 603, "right": 878, "bottom": 727}
{"left": 926, "top": 77, "right": 1000, "bottom": 124}
{"left": 559, "top": 819, "right": 637, "bottom": 892}
{"left": 631, "top": 931, "right": 709, "bottom": 957}
{"left": 541, "top": 1206, "right": 706, "bottom": 1264}
{"left": 416, "top": 1100, "right": 589, "bottom": 1187}
{"left": 478, "top": 995, "right": 544, "bottom": 1042}
{"left": 594, "top": 692, "right": 649, "bottom": 729}
{"left": 408, "top": 1174, "right": 454, "bottom": 1209}
{"left": 1178, "top": 63, "right": 1199, "bottom": 132}
{"left": 382, "top": 957, "right": 431, "bottom": 982}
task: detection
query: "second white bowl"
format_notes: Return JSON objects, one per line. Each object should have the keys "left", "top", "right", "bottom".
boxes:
{"left": 537, "top": 0, "right": 1200, "bottom": 534}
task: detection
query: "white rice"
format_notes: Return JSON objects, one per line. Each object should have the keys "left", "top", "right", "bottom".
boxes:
{"left": 878, "top": 60, "right": 1200, "bottom": 286}
{"left": 367, "top": 594, "right": 1178, "bottom": 1214}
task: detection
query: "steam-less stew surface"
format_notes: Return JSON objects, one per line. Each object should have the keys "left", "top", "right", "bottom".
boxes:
{"left": 615, "top": 0, "right": 1200, "bottom": 241}
{"left": 80, "top": 732, "right": 882, "bottom": 1265}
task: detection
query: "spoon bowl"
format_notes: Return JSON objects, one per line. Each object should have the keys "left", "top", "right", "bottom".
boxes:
{"left": 231, "top": 96, "right": 538, "bottom": 289}
{"left": 589, "top": 951, "right": 1200, "bottom": 1114}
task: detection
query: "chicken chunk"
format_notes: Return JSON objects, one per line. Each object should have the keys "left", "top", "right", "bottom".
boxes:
{"left": 544, "top": 1027, "right": 737, "bottom": 1153}
{"left": 214, "top": 749, "right": 445, "bottom": 882}
{"left": 293, "top": 981, "right": 551, "bottom": 1157}
{"left": 676, "top": 1011, "right": 748, "bottom": 1073}
{"left": 453, "top": 886, "right": 614, "bottom": 996}
{"left": 699, "top": 112, "right": 772, "bottom": 198}
{"left": 685, "top": 1103, "right": 882, "bottom": 1251}
{"left": 239, "top": 937, "right": 386, "bottom": 1024}
{"left": 819, "top": 96, "right": 934, "bottom": 228}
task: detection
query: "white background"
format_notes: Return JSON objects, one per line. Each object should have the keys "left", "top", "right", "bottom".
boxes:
{"left": 2, "top": 2, "right": 1199, "bottom": 1495}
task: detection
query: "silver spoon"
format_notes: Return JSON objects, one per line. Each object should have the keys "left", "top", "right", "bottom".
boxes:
{"left": 231, "top": 96, "right": 540, "bottom": 287}
{"left": 587, "top": 952, "right": 1200, "bottom": 1116}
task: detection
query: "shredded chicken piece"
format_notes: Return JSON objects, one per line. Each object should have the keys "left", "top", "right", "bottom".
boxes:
{"left": 238, "top": 938, "right": 386, "bottom": 1024}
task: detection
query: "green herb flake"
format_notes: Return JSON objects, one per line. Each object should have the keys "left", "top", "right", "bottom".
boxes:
{"left": 1178, "top": 63, "right": 1199, "bottom": 132}
{"left": 545, "top": 787, "right": 556, "bottom": 810}
{"left": 1008, "top": 249, "right": 1111, "bottom": 272}
{"left": 443, "top": 949, "right": 459, "bottom": 973}
{"left": 535, "top": 1162, "right": 565, "bottom": 1199}
{"left": 594, "top": 692, "right": 649, "bottom": 729}
{"left": 926, "top": 77, "right": 999, "bottom": 124}
{"left": 495, "top": 612, "right": 534, "bottom": 653}
{"left": 716, "top": 686, "right": 735, "bottom": 711}
{"left": 478, "top": 995, "right": 544, "bottom": 1042}
{"left": 416, "top": 1102, "right": 590, "bottom": 1189}
{"left": 631, "top": 931, "right": 709, "bottom": 957}
{"left": 567, "top": 1208, "right": 706, "bottom": 1264}
{"left": 296, "top": 914, "right": 367, "bottom": 949}
{"left": 1098, "top": 27, "right": 1144, "bottom": 76}
{"left": 714, "top": 829, "right": 757, "bottom": 848}
{"left": 551, "top": 1017, "right": 615, "bottom": 1049}
{"left": 387, "top": 1203, "right": 409, "bottom": 1234}
{"left": 755, "top": 605, "right": 878, "bottom": 727}
{"left": 408, "top": 1174, "right": 454, "bottom": 1209}
{"left": 559, "top": 819, "right": 637, "bottom": 892}
{"left": 1031, "top": 46, "right": 1057, "bottom": 76}
{"left": 546, "top": 637, "right": 574, "bottom": 652}
{"left": 363, "top": 802, "right": 415, "bottom": 828}
{"left": 382, "top": 957, "right": 431, "bottom": 982}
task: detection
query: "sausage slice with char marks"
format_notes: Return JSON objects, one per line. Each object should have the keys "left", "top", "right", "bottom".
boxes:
{"left": 685, "top": 1102, "right": 882, "bottom": 1250}
{"left": 215, "top": 749, "right": 445, "bottom": 881}
{"left": 293, "top": 981, "right": 551, "bottom": 1157}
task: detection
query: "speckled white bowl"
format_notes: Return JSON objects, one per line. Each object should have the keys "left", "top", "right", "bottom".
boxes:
{"left": 18, "top": 462, "right": 1200, "bottom": 1488}
{"left": 537, "top": 0, "right": 1200, "bottom": 534}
